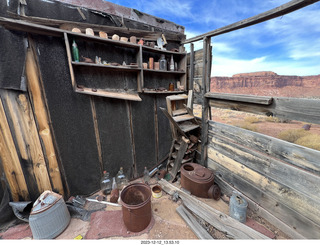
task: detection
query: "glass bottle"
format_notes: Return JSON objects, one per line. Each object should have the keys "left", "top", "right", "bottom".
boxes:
{"left": 100, "top": 171, "right": 112, "bottom": 195}
{"left": 112, "top": 177, "right": 117, "bottom": 190}
{"left": 72, "top": 40, "right": 79, "bottom": 62}
{"left": 170, "top": 55, "right": 174, "bottom": 71}
{"left": 169, "top": 82, "right": 174, "bottom": 91}
{"left": 143, "top": 167, "right": 150, "bottom": 184}
{"left": 159, "top": 54, "right": 167, "bottom": 71}
{"left": 116, "top": 167, "right": 128, "bottom": 190}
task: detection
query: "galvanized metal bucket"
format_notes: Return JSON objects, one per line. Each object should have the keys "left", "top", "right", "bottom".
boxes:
{"left": 229, "top": 191, "right": 248, "bottom": 223}
{"left": 120, "top": 183, "right": 152, "bottom": 232}
{"left": 29, "top": 190, "right": 70, "bottom": 239}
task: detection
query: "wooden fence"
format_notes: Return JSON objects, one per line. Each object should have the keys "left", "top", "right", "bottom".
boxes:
{"left": 206, "top": 93, "right": 320, "bottom": 238}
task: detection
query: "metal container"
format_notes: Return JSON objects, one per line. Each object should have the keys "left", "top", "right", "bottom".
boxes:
{"left": 120, "top": 183, "right": 152, "bottom": 232}
{"left": 29, "top": 191, "right": 70, "bottom": 239}
{"left": 180, "top": 163, "right": 215, "bottom": 198}
{"left": 229, "top": 191, "right": 248, "bottom": 223}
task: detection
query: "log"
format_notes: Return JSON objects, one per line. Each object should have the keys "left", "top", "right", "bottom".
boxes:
{"left": 1, "top": 90, "right": 52, "bottom": 196}
{"left": 159, "top": 179, "right": 269, "bottom": 239}
{"left": 176, "top": 205, "right": 213, "bottom": 239}
{"left": 0, "top": 97, "right": 29, "bottom": 201}
{"left": 25, "top": 46, "right": 64, "bottom": 196}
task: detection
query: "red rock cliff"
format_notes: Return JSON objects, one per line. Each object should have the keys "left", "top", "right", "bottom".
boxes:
{"left": 211, "top": 71, "right": 320, "bottom": 97}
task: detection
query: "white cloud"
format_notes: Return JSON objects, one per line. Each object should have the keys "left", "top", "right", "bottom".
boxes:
{"left": 211, "top": 55, "right": 320, "bottom": 77}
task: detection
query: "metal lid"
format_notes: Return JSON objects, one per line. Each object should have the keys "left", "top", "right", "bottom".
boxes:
{"left": 193, "top": 167, "right": 213, "bottom": 181}
{"left": 181, "top": 163, "right": 214, "bottom": 181}
{"left": 30, "top": 190, "right": 62, "bottom": 215}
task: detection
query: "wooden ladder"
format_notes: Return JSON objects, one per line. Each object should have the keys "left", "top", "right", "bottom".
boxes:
{"left": 163, "top": 90, "right": 200, "bottom": 139}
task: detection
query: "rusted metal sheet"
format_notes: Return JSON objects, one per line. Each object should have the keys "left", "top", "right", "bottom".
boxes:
{"left": 55, "top": 0, "right": 185, "bottom": 33}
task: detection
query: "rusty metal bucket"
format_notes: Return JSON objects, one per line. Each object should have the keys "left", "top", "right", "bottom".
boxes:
{"left": 120, "top": 183, "right": 152, "bottom": 232}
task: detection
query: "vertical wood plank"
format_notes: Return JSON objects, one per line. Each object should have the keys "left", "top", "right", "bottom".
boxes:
{"left": 0, "top": 97, "right": 29, "bottom": 201}
{"left": 64, "top": 32, "right": 76, "bottom": 90}
{"left": 154, "top": 96, "right": 159, "bottom": 163}
{"left": 1, "top": 90, "right": 52, "bottom": 197}
{"left": 189, "top": 43, "right": 194, "bottom": 92}
{"left": 200, "top": 36, "right": 211, "bottom": 167}
{"left": 25, "top": 46, "right": 64, "bottom": 196}
{"left": 127, "top": 101, "right": 138, "bottom": 178}
{"left": 90, "top": 96, "right": 103, "bottom": 175}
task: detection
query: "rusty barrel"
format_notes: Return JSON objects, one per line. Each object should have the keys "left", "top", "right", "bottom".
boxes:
{"left": 120, "top": 183, "right": 152, "bottom": 232}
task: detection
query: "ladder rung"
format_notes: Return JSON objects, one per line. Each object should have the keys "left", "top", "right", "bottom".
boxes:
{"left": 173, "top": 114, "right": 194, "bottom": 122}
{"left": 180, "top": 124, "right": 200, "bottom": 132}
{"left": 172, "top": 108, "right": 188, "bottom": 116}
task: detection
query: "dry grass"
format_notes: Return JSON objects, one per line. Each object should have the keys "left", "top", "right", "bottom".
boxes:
{"left": 278, "top": 129, "right": 311, "bottom": 143}
{"left": 244, "top": 116, "right": 260, "bottom": 124}
{"left": 295, "top": 134, "right": 320, "bottom": 151}
{"left": 234, "top": 122, "right": 258, "bottom": 132}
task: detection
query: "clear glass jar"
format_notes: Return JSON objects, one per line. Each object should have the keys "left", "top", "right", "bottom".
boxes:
{"left": 159, "top": 54, "right": 167, "bottom": 71}
{"left": 116, "top": 167, "right": 128, "bottom": 190}
{"left": 100, "top": 171, "right": 112, "bottom": 195}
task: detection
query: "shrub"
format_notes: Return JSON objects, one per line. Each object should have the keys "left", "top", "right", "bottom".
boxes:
{"left": 278, "top": 129, "right": 311, "bottom": 143}
{"left": 295, "top": 134, "right": 320, "bottom": 151}
{"left": 234, "top": 122, "right": 258, "bottom": 132}
{"left": 244, "top": 116, "right": 260, "bottom": 124}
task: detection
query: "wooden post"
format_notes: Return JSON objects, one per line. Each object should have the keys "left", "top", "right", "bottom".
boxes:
{"left": 90, "top": 96, "right": 103, "bottom": 174}
{"left": 1, "top": 90, "right": 52, "bottom": 197}
{"left": 200, "top": 36, "right": 211, "bottom": 167}
{"left": 0, "top": 97, "right": 29, "bottom": 201}
{"left": 25, "top": 46, "right": 65, "bottom": 196}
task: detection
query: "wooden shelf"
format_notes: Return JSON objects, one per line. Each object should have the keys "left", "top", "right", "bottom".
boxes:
{"left": 142, "top": 45, "right": 186, "bottom": 55}
{"left": 67, "top": 31, "right": 141, "bottom": 49}
{"left": 75, "top": 87, "right": 142, "bottom": 101}
{"left": 142, "top": 90, "right": 185, "bottom": 94}
{"left": 72, "top": 62, "right": 141, "bottom": 72}
{"left": 143, "top": 69, "right": 185, "bottom": 74}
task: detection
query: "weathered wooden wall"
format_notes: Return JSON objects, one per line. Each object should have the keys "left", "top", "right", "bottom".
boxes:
{"left": 207, "top": 94, "right": 320, "bottom": 238}
{"left": 187, "top": 49, "right": 204, "bottom": 105}
{"left": 0, "top": 0, "right": 179, "bottom": 200}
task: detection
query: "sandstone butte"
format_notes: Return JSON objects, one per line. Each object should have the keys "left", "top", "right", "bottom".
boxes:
{"left": 210, "top": 71, "right": 320, "bottom": 98}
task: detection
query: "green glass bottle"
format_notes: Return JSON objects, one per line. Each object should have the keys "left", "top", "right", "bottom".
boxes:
{"left": 72, "top": 40, "right": 79, "bottom": 62}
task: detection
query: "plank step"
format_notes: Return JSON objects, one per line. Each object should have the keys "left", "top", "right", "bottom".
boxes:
{"left": 180, "top": 124, "right": 200, "bottom": 132}
{"left": 166, "top": 94, "right": 188, "bottom": 101}
{"left": 172, "top": 108, "right": 188, "bottom": 116}
{"left": 173, "top": 114, "right": 194, "bottom": 122}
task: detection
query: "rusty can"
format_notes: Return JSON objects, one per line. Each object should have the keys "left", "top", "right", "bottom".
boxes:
{"left": 151, "top": 185, "right": 162, "bottom": 198}
{"left": 120, "top": 183, "right": 152, "bottom": 232}
{"left": 180, "top": 163, "right": 215, "bottom": 198}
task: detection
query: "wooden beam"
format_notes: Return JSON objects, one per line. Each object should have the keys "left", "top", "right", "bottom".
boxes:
{"left": 206, "top": 92, "right": 273, "bottom": 105}
{"left": 90, "top": 96, "right": 103, "bottom": 174}
{"left": 207, "top": 147, "right": 320, "bottom": 226}
{"left": 200, "top": 37, "right": 211, "bottom": 167}
{"left": 214, "top": 175, "right": 305, "bottom": 239}
{"left": 183, "top": 0, "right": 320, "bottom": 43}
{"left": 176, "top": 205, "right": 213, "bottom": 239}
{"left": 209, "top": 159, "right": 320, "bottom": 238}
{"left": 159, "top": 179, "right": 269, "bottom": 239}
{"left": 188, "top": 43, "right": 195, "bottom": 92}
{"left": 208, "top": 96, "right": 320, "bottom": 125}
{"left": 208, "top": 133, "right": 320, "bottom": 204}
{"left": 1, "top": 90, "right": 52, "bottom": 195}
{"left": 0, "top": 97, "right": 29, "bottom": 201}
{"left": 25, "top": 47, "right": 65, "bottom": 196}
{"left": 209, "top": 121, "right": 320, "bottom": 175}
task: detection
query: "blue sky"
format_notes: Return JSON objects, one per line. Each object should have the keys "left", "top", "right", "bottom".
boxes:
{"left": 107, "top": 0, "right": 320, "bottom": 77}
